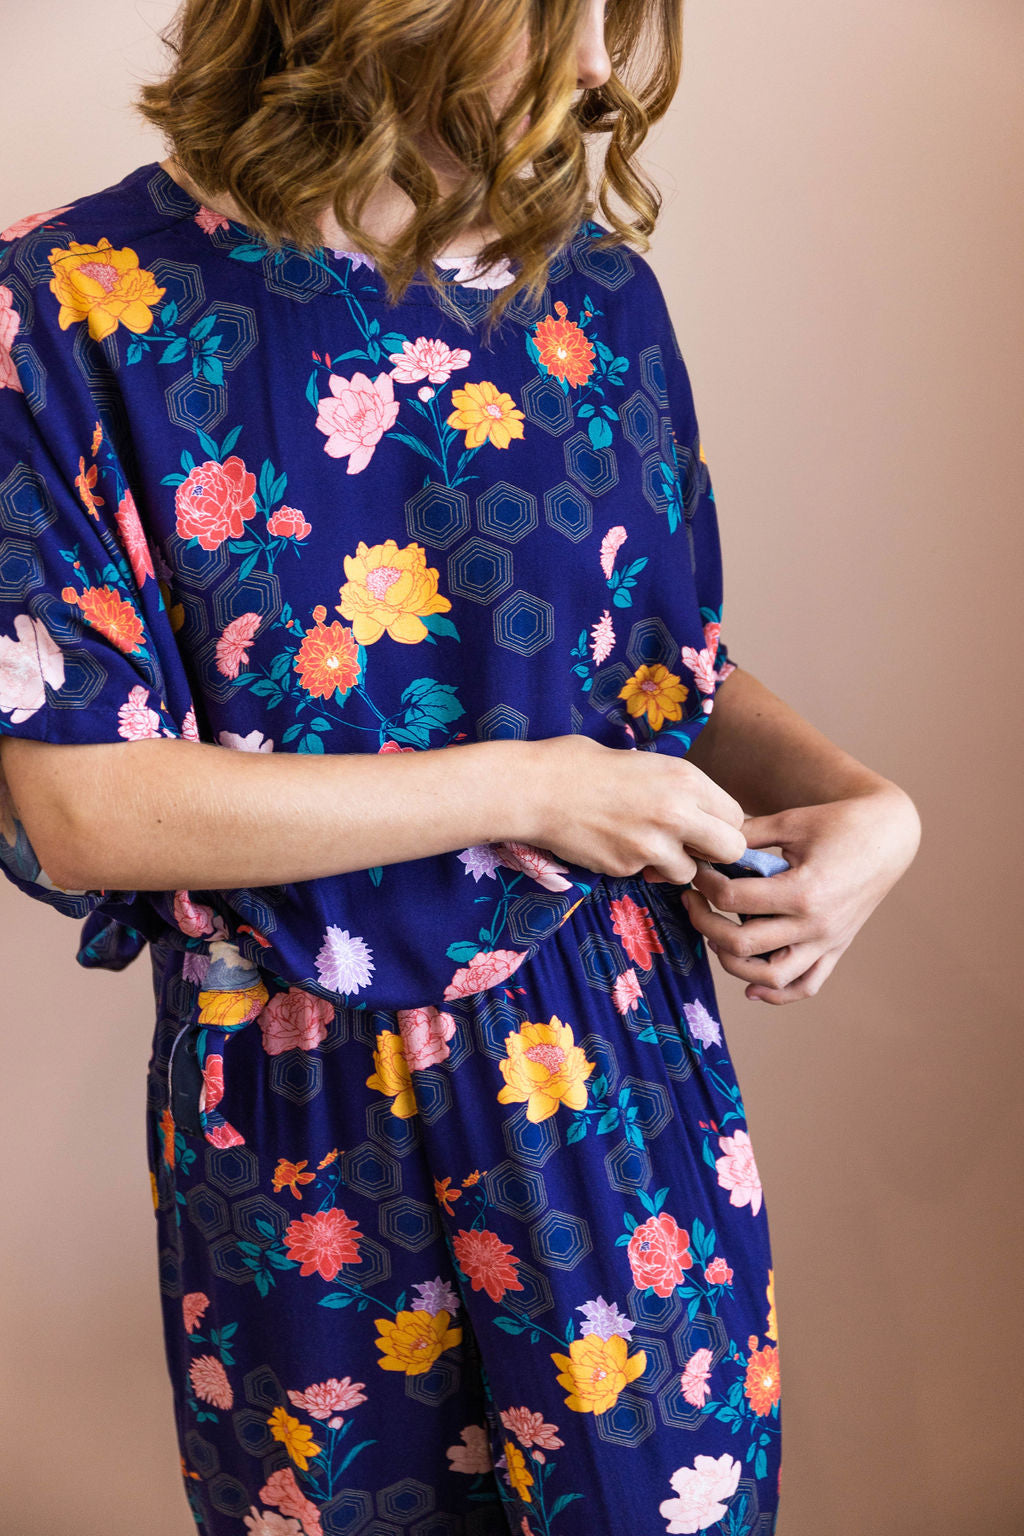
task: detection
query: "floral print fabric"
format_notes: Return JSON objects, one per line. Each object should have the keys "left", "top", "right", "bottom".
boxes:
{"left": 0, "top": 160, "right": 736, "bottom": 1013}
{"left": 148, "top": 873, "right": 779, "bottom": 1534}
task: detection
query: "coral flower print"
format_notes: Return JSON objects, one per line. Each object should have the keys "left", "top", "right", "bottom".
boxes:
{"left": 500, "top": 1407, "right": 565, "bottom": 1450}
{"left": 660, "top": 1453, "right": 742, "bottom": 1534}
{"left": 175, "top": 455, "right": 258, "bottom": 550}
{"left": 496, "top": 1016, "right": 595, "bottom": 1123}
{"left": 243, "top": 1510, "right": 303, "bottom": 1536}
{"left": 114, "top": 488, "right": 154, "bottom": 586}
{"left": 189, "top": 1354, "right": 234, "bottom": 1410}
{"left": 443, "top": 947, "right": 529, "bottom": 1001}
{"left": 609, "top": 892, "right": 666, "bottom": 971}
{"left": 744, "top": 1344, "right": 781, "bottom": 1416}
{"left": 0, "top": 283, "right": 24, "bottom": 390}
{"left": 679, "top": 1347, "right": 714, "bottom": 1409}
{"left": 283, "top": 1206, "right": 364, "bottom": 1280}
{"left": 258, "top": 1467, "right": 323, "bottom": 1532}
{"left": 628, "top": 1211, "right": 694, "bottom": 1296}
{"left": 259, "top": 986, "right": 333, "bottom": 1055}
{"left": 181, "top": 1292, "right": 210, "bottom": 1335}
{"left": 316, "top": 368, "right": 400, "bottom": 472}
{"left": 215, "top": 611, "right": 261, "bottom": 679}
{"left": 452, "top": 1227, "right": 525, "bottom": 1304}
{"left": 532, "top": 300, "right": 596, "bottom": 387}
{"left": 287, "top": 1377, "right": 367, "bottom": 1421}
{"left": 715, "top": 1128, "right": 764, "bottom": 1217}
{"left": 266, "top": 505, "right": 311, "bottom": 540}
{"left": 68, "top": 585, "right": 145, "bottom": 654}
{"left": 396, "top": 1004, "right": 457, "bottom": 1070}
{"left": 446, "top": 379, "right": 525, "bottom": 449}
{"left": 294, "top": 618, "right": 361, "bottom": 699}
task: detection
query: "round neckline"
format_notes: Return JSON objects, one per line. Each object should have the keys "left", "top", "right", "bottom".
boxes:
{"left": 138, "top": 160, "right": 514, "bottom": 293}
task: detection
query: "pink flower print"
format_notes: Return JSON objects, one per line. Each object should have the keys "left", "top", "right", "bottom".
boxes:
{"left": 315, "top": 369, "right": 400, "bottom": 474}
{"left": 591, "top": 609, "right": 616, "bottom": 665}
{"left": 1, "top": 203, "right": 74, "bottom": 242}
{"left": 258, "top": 1467, "right": 323, "bottom": 1535}
{"left": 287, "top": 1376, "right": 367, "bottom": 1423}
{"left": 195, "top": 205, "right": 232, "bottom": 236}
{"left": 715, "top": 1128, "right": 763, "bottom": 1217}
{"left": 612, "top": 967, "right": 643, "bottom": 1016}
{"left": 599, "top": 525, "right": 627, "bottom": 579}
{"left": 446, "top": 1424, "right": 494, "bottom": 1475}
{"left": 387, "top": 336, "right": 472, "bottom": 386}
{"left": 189, "top": 1353, "right": 233, "bottom": 1409}
{"left": 266, "top": 505, "right": 312, "bottom": 540}
{"left": 443, "top": 948, "right": 529, "bottom": 1001}
{"left": 0, "top": 614, "right": 64, "bottom": 722}
{"left": 117, "top": 684, "right": 162, "bottom": 740}
{"left": 242, "top": 1510, "right": 304, "bottom": 1536}
{"left": 0, "top": 285, "right": 24, "bottom": 392}
{"left": 173, "top": 889, "right": 216, "bottom": 938}
{"left": 181, "top": 704, "right": 199, "bottom": 741}
{"left": 219, "top": 728, "right": 274, "bottom": 752}
{"left": 181, "top": 1291, "right": 210, "bottom": 1334}
{"left": 660, "top": 1452, "right": 741, "bottom": 1533}
{"left": 215, "top": 611, "right": 261, "bottom": 679}
{"left": 204, "top": 1119, "right": 246, "bottom": 1148}
{"left": 397, "top": 1005, "right": 457, "bottom": 1070}
{"left": 678, "top": 641, "right": 717, "bottom": 696}
{"left": 499, "top": 1406, "right": 564, "bottom": 1450}
{"left": 114, "top": 487, "right": 154, "bottom": 586}
{"left": 259, "top": 987, "right": 334, "bottom": 1055}
{"left": 679, "top": 1346, "right": 714, "bottom": 1408}
{"left": 491, "top": 840, "right": 573, "bottom": 893}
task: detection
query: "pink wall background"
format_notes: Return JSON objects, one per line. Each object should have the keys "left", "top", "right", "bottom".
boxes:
{"left": 2, "top": 1, "right": 1022, "bottom": 1531}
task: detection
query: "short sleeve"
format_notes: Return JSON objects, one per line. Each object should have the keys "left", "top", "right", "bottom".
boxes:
{"left": 647, "top": 266, "right": 740, "bottom": 688}
{"left": 0, "top": 243, "right": 193, "bottom": 927}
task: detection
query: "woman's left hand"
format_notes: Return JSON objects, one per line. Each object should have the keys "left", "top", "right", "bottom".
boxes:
{"left": 681, "top": 783, "right": 922, "bottom": 1005}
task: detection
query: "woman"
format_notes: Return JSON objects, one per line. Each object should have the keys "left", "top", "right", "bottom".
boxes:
{"left": 0, "top": 1, "right": 920, "bottom": 1532}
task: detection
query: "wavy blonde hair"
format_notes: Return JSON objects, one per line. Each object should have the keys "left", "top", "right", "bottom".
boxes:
{"left": 133, "top": 0, "right": 684, "bottom": 343}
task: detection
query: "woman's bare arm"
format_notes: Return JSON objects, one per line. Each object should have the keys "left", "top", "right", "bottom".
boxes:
{"left": 0, "top": 735, "right": 543, "bottom": 892}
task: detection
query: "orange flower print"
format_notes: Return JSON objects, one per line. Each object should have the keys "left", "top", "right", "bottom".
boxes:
{"left": 446, "top": 380, "right": 525, "bottom": 449}
{"left": 532, "top": 300, "right": 595, "bottom": 387}
{"left": 293, "top": 618, "right": 360, "bottom": 699}
{"left": 90, "top": 420, "right": 103, "bottom": 456}
{"left": 619, "top": 662, "right": 689, "bottom": 731}
{"left": 627, "top": 1211, "right": 694, "bottom": 1297}
{"left": 272, "top": 1158, "right": 317, "bottom": 1199}
{"left": 336, "top": 537, "right": 452, "bottom": 646}
{"left": 744, "top": 1344, "right": 781, "bottom": 1416}
{"left": 67, "top": 584, "right": 145, "bottom": 654}
{"left": 158, "top": 1104, "right": 176, "bottom": 1169}
{"left": 434, "top": 1176, "right": 462, "bottom": 1216}
{"left": 189, "top": 1353, "right": 234, "bottom": 1410}
{"left": 47, "top": 237, "right": 166, "bottom": 342}
{"left": 283, "top": 1206, "right": 364, "bottom": 1280}
{"left": 608, "top": 892, "right": 665, "bottom": 970}
{"left": 75, "top": 456, "right": 104, "bottom": 518}
{"left": 452, "top": 1227, "right": 525, "bottom": 1304}
{"left": 175, "top": 455, "right": 258, "bottom": 550}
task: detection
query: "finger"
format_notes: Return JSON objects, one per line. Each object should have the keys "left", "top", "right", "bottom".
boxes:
{"left": 688, "top": 767, "right": 747, "bottom": 829}
{"left": 746, "top": 946, "right": 840, "bottom": 1005}
{"left": 711, "top": 939, "right": 825, "bottom": 993}
{"left": 690, "top": 862, "right": 804, "bottom": 917}
{"left": 682, "top": 895, "right": 808, "bottom": 961}
{"left": 681, "top": 810, "right": 748, "bottom": 866}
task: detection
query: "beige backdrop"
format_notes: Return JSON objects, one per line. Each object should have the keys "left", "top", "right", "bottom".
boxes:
{"left": 2, "top": 2, "right": 1022, "bottom": 1532}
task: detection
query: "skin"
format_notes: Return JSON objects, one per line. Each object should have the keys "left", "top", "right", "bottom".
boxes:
{"left": 0, "top": 0, "right": 922, "bottom": 1006}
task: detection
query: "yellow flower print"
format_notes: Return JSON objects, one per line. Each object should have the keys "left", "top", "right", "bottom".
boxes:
{"left": 335, "top": 538, "right": 452, "bottom": 645}
{"left": 496, "top": 1015, "right": 595, "bottom": 1123}
{"left": 550, "top": 1333, "right": 647, "bottom": 1414}
{"left": 149, "top": 1170, "right": 159, "bottom": 1211}
{"left": 197, "top": 980, "right": 269, "bottom": 1029}
{"left": 618, "top": 662, "right": 689, "bottom": 731}
{"left": 47, "top": 238, "right": 166, "bottom": 342}
{"left": 446, "top": 379, "right": 525, "bottom": 450}
{"left": 267, "top": 1406, "right": 322, "bottom": 1470}
{"left": 373, "top": 1308, "right": 462, "bottom": 1374}
{"left": 504, "top": 1441, "right": 534, "bottom": 1502}
{"left": 365, "top": 1030, "right": 418, "bottom": 1119}
{"left": 158, "top": 579, "right": 185, "bottom": 632}
{"left": 766, "top": 1268, "right": 778, "bottom": 1343}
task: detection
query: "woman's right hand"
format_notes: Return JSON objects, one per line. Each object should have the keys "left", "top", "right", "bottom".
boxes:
{"left": 525, "top": 734, "right": 748, "bottom": 886}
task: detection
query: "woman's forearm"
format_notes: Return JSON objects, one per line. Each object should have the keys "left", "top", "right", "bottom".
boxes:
{"left": 686, "top": 666, "right": 902, "bottom": 815}
{"left": 0, "top": 735, "right": 545, "bottom": 893}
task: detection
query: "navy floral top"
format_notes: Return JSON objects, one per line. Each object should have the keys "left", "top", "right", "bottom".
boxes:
{"left": 0, "top": 160, "right": 737, "bottom": 1013}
